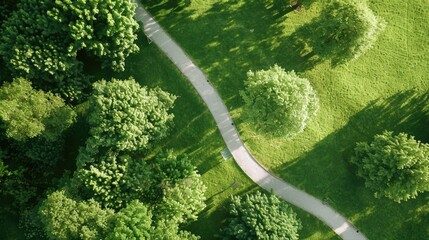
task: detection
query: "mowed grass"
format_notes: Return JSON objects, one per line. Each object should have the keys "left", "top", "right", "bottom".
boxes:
{"left": 109, "top": 34, "right": 338, "bottom": 239}
{"left": 142, "top": 0, "right": 429, "bottom": 239}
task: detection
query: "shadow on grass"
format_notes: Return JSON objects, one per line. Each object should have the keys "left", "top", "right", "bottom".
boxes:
{"left": 275, "top": 89, "right": 429, "bottom": 239}
{"left": 143, "top": 0, "right": 319, "bottom": 107}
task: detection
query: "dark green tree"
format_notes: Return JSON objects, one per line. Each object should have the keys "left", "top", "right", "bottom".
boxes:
{"left": 352, "top": 131, "right": 429, "bottom": 202}
{"left": 240, "top": 65, "right": 318, "bottom": 137}
{"left": 0, "top": 0, "right": 139, "bottom": 83}
{"left": 87, "top": 78, "right": 176, "bottom": 153}
{"left": 221, "top": 191, "right": 302, "bottom": 240}
{"left": 0, "top": 78, "right": 75, "bottom": 141}
{"left": 308, "top": 0, "right": 385, "bottom": 64}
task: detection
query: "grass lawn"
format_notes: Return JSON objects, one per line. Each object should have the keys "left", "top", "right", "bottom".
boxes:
{"left": 142, "top": 0, "right": 429, "bottom": 239}
{"left": 106, "top": 33, "right": 339, "bottom": 239}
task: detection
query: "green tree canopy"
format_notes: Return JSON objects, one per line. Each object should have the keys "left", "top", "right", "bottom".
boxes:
{"left": 0, "top": 0, "right": 139, "bottom": 83}
{"left": 240, "top": 65, "right": 318, "bottom": 136}
{"left": 155, "top": 172, "right": 207, "bottom": 224}
{"left": 0, "top": 78, "right": 75, "bottom": 141}
{"left": 352, "top": 131, "right": 429, "bottom": 202}
{"left": 308, "top": 0, "right": 385, "bottom": 64}
{"left": 221, "top": 191, "right": 302, "bottom": 240}
{"left": 86, "top": 78, "right": 176, "bottom": 153}
{"left": 39, "top": 190, "right": 114, "bottom": 240}
{"left": 77, "top": 152, "right": 152, "bottom": 209}
{"left": 106, "top": 200, "right": 153, "bottom": 240}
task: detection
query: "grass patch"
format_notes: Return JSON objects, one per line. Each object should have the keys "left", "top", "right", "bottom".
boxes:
{"left": 142, "top": 0, "right": 429, "bottom": 239}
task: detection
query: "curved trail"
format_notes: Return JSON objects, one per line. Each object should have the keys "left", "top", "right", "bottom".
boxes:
{"left": 134, "top": 2, "right": 366, "bottom": 240}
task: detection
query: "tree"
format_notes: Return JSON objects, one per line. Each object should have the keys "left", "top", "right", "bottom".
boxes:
{"left": 0, "top": 78, "right": 75, "bottom": 141}
{"left": 87, "top": 78, "right": 176, "bottom": 153}
{"left": 0, "top": 0, "right": 139, "bottom": 83}
{"left": 77, "top": 152, "right": 152, "bottom": 209}
{"left": 240, "top": 65, "right": 318, "bottom": 136}
{"left": 39, "top": 190, "right": 114, "bottom": 240}
{"left": 221, "top": 191, "right": 301, "bottom": 240}
{"left": 106, "top": 200, "right": 153, "bottom": 240}
{"left": 352, "top": 131, "right": 429, "bottom": 202}
{"left": 308, "top": 0, "right": 385, "bottom": 64}
{"left": 155, "top": 172, "right": 207, "bottom": 224}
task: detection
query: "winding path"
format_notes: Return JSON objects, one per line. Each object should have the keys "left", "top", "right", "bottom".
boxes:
{"left": 134, "top": 2, "right": 367, "bottom": 240}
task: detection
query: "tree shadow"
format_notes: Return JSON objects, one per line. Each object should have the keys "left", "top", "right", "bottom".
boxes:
{"left": 275, "top": 89, "right": 429, "bottom": 238}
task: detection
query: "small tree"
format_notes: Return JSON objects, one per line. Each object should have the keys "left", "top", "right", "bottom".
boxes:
{"left": 155, "top": 172, "right": 207, "bottom": 224}
{"left": 240, "top": 65, "right": 318, "bottom": 136}
{"left": 352, "top": 131, "right": 429, "bottom": 202}
{"left": 0, "top": 78, "right": 75, "bottom": 141}
{"left": 309, "top": 0, "right": 385, "bottom": 64}
{"left": 87, "top": 78, "right": 176, "bottom": 153}
{"left": 221, "top": 191, "right": 301, "bottom": 240}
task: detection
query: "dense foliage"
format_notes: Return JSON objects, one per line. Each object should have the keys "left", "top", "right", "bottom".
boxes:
{"left": 39, "top": 190, "right": 114, "bottom": 240}
{"left": 221, "top": 191, "right": 301, "bottom": 240}
{"left": 0, "top": 0, "right": 139, "bottom": 83}
{"left": 86, "top": 78, "right": 176, "bottom": 153}
{"left": 77, "top": 152, "right": 152, "bottom": 209}
{"left": 352, "top": 131, "right": 429, "bottom": 202}
{"left": 240, "top": 65, "right": 318, "bottom": 136}
{"left": 0, "top": 78, "right": 75, "bottom": 141}
{"left": 308, "top": 0, "right": 385, "bottom": 64}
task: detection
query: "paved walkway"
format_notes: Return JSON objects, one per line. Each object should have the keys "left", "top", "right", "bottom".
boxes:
{"left": 134, "top": 2, "right": 367, "bottom": 240}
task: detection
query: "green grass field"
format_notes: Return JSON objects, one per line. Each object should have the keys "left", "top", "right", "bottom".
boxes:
{"left": 110, "top": 34, "right": 340, "bottom": 239}
{"left": 142, "top": 0, "right": 429, "bottom": 239}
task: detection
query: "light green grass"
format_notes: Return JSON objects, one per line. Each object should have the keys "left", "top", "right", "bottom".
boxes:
{"left": 143, "top": 0, "right": 429, "bottom": 239}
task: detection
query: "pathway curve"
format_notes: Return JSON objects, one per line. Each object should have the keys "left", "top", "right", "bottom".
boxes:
{"left": 134, "top": 2, "right": 366, "bottom": 240}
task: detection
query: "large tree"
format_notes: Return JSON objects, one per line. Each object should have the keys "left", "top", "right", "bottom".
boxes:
{"left": 0, "top": 78, "right": 75, "bottom": 141}
{"left": 0, "top": 0, "right": 139, "bottom": 83}
{"left": 221, "top": 191, "right": 302, "bottom": 240}
{"left": 86, "top": 78, "right": 176, "bottom": 153}
{"left": 308, "top": 0, "right": 385, "bottom": 64}
{"left": 240, "top": 65, "right": 318, "bottom": 136}
{"left": 352, "top": 131, "right": 429, "bottom": 202}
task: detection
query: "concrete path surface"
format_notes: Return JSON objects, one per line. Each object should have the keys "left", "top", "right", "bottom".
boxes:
{"left": 134, "top": 2, "right": 367, "bottom": 240}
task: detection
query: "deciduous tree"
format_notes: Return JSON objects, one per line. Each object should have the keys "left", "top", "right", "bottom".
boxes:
{"left": 352, "top": 131, "right": 429, "bottom": 202}
{"left": 0, "top": 78, "right": 75, "bottom": 141}
{"left": 87, "top": 78, "right": 176, "bottom": 153}
{"left": 240, "top": 65, "right": 318, "bottom": 136}
{"left": 221, "top": 191, "right": 301, "bottom": 240}
{"left": 308, "top": 0, "right": 385, "bottom": 64}
{"left": 39, "top": 190, "right": 114, "bottom": 240}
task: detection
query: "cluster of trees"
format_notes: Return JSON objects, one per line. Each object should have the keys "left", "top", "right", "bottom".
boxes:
{"left": 0, "top": 1, "right": 209, "bottom": 239}
{"left": 0, "top": 0, "right": 139, "bottom": 101}
{"left": 221, "top": 191, "right": 302, "bottom": 239}
{"left": 352, "top": 131, "right": 429, "bottom": 202}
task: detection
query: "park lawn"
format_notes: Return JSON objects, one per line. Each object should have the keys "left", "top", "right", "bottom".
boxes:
{"left": 142, "top": 0, "right": 429, "bottom": 239}
{"left": 108, "top": 33, "right": 338, "bottom": 239}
